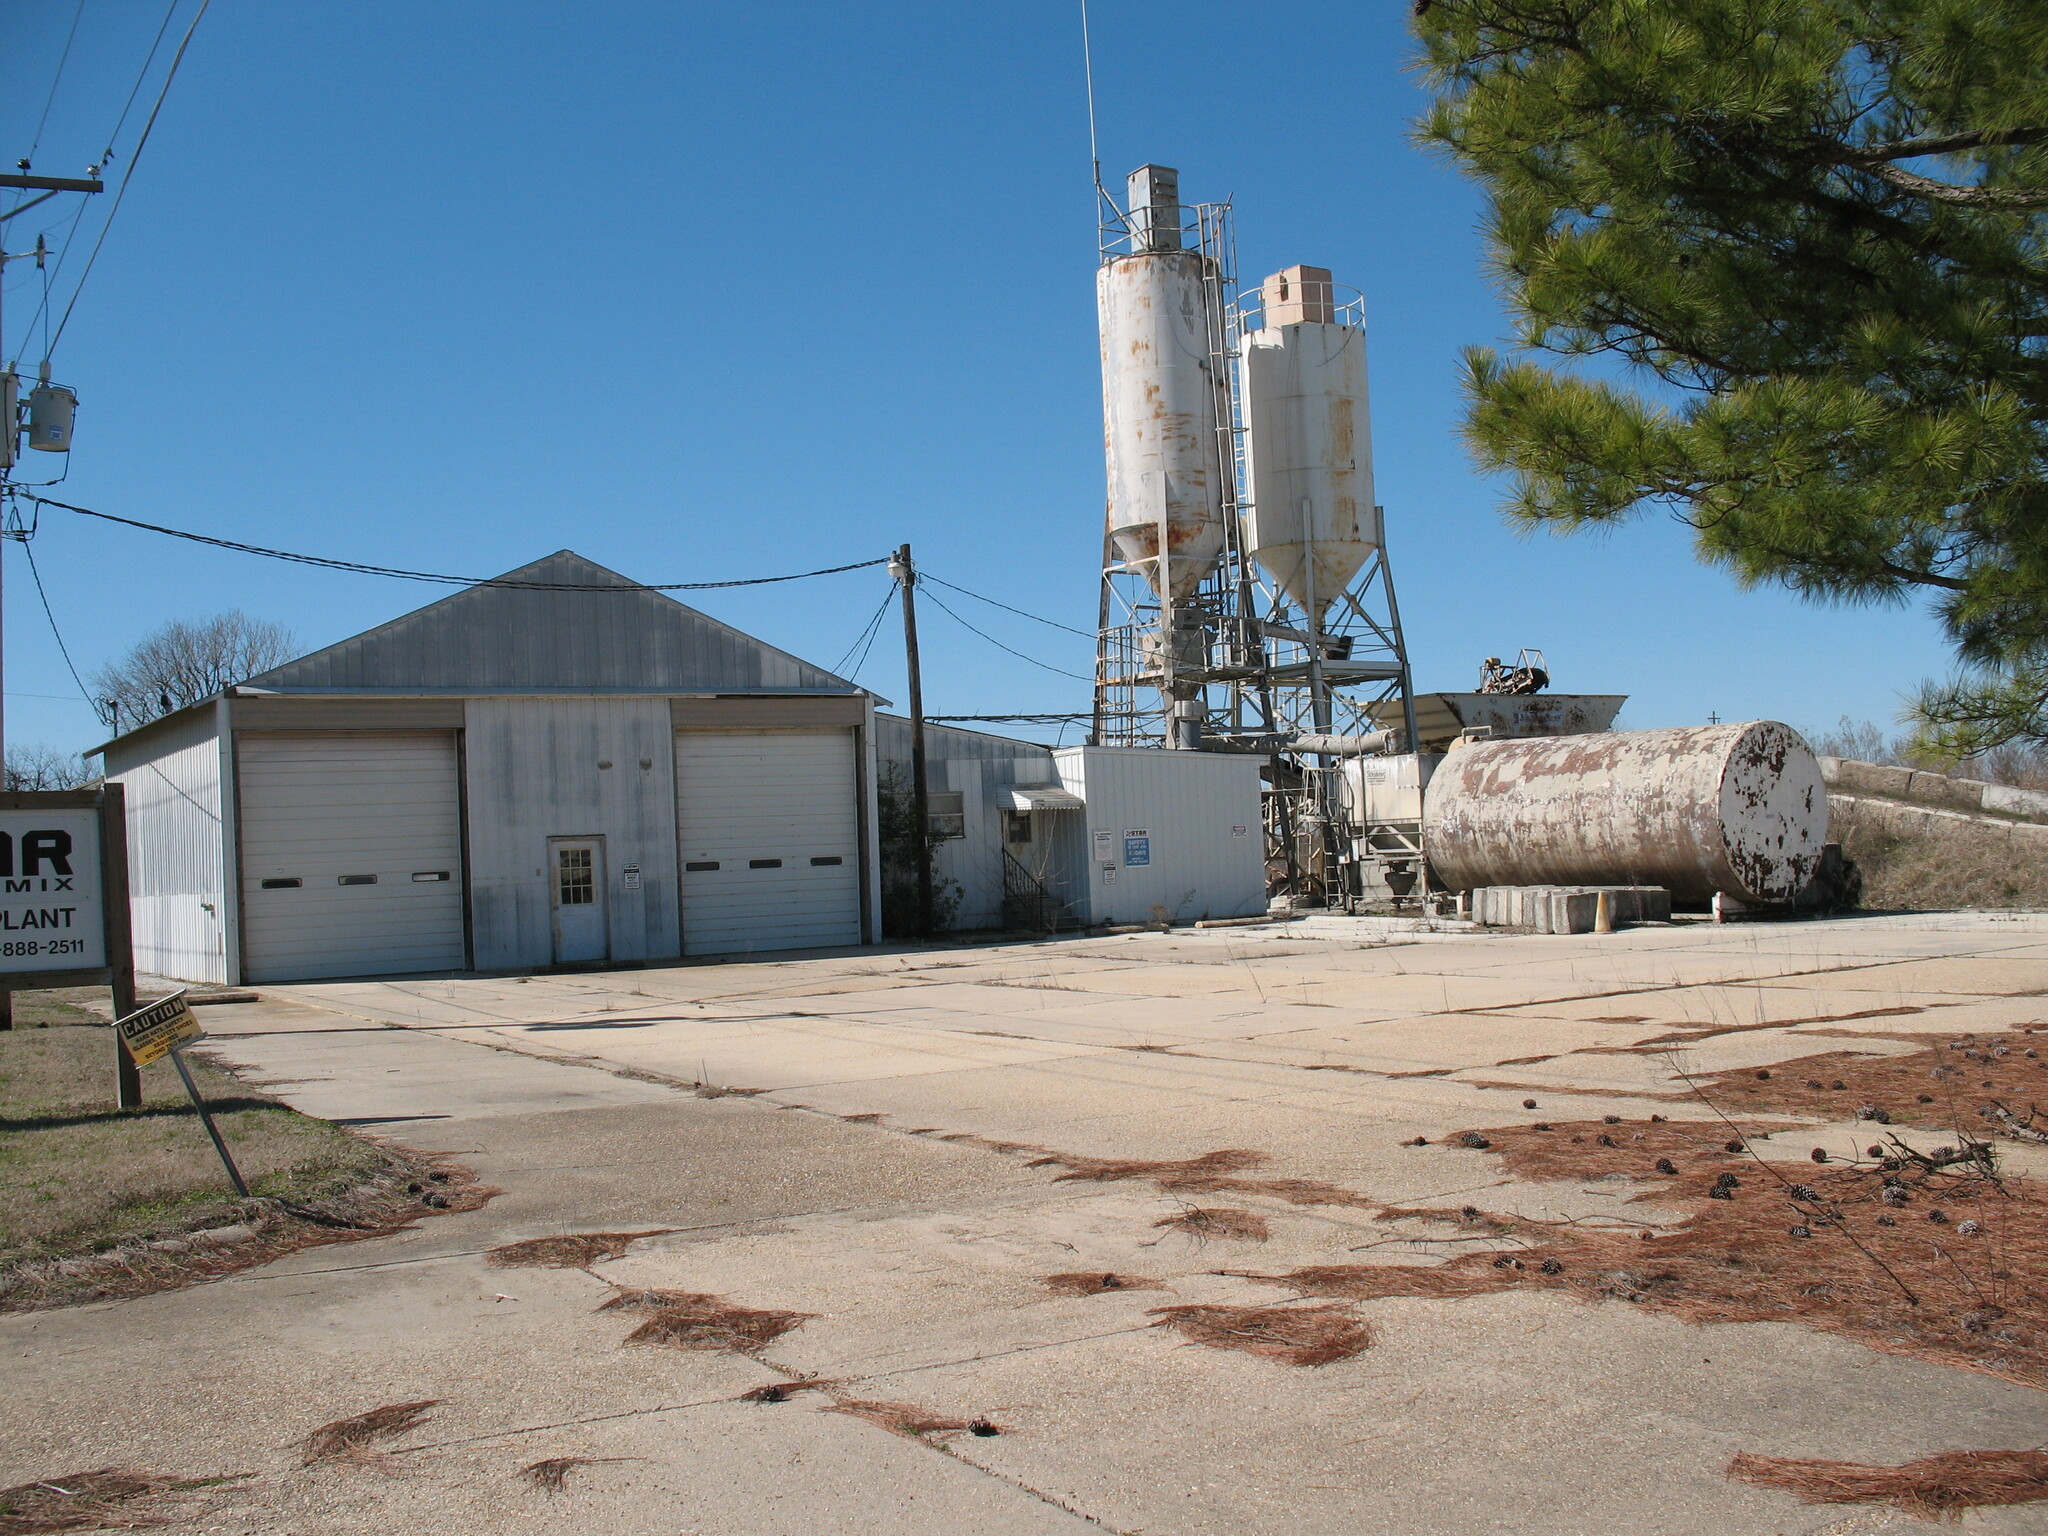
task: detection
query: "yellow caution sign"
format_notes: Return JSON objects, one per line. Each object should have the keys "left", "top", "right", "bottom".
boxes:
{"left": 116, "top": 990, "right": 204, "bottom": 1067}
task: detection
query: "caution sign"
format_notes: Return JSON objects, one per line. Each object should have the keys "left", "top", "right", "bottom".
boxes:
{"left": 116, "top": 990, "right": 203, "bottom": 1067}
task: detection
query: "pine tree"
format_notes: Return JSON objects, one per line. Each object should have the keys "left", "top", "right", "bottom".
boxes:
{"left": 1415, "top": 0, "right": 2048, "bottom": 751}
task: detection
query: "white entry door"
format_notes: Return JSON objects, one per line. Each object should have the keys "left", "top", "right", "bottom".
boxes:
{"left": 675, "top": 730, "right": 861, "bottom": 956}
{"left": 549, "top": 837, "right": 608, "bottom": 965}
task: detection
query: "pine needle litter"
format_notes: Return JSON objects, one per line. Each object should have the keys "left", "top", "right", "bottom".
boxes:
{"left": 599, "top": 1288, "right": 812, "bottom": 1353}
{"left": 297, "top": 1400, "right": 439, "bottom": 1465}
{"left": 1147, "top": 1302, "right": 1374, "bottom": 1366}
{"left": 1728, "top": 1448, "right": 2048, "bottom": 1521}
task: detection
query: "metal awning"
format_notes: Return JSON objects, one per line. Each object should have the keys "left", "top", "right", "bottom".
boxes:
{"left": 1008, "top": 786, "right": 1085, "bottom": 812}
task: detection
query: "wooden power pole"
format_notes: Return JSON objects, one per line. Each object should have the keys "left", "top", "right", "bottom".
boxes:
{"left": 889, "top": 545, "right": 934, "bottom": 937}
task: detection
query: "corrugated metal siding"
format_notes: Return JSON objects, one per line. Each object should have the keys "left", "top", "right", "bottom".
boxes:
{"left": 234, "top": 698, "right": 465, "bottom": 730}
{"left": 102, "top": 710, "right": 228, "bottom": 983}
{"left": 873, "top": 713, "right": 1062, "bottom": 767}
{"left": 465, "top": 697, "right": 682, "bottom": 970}
{"left": 240, "top": 551, "right": 864, "bottom": 695}
{"left": 872, "top": 714, "right": 1059, "bottom": 930}
{"left": 1051, "top": 748, "right": 1266, "bottom": 925}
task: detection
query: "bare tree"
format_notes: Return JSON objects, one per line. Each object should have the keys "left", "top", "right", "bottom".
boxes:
{"left": 90, "top": 611, "right": 297, "bottom": 731}
{"left": 4, "top": 744, "right": 96, "bottom": 791}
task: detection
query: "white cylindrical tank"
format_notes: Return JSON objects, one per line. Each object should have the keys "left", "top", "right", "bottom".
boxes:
{"left": 1098, "top": 247, "right": 1226, "bottom": 599}
{"left": 1238, "top": 266, "right": 1378, "bottom": 617}
{"left": 27, "top": 382, "right": 76, "bottom": 452}
{"left": 1421, "top": 721, "right": 1828, "bottom": 905}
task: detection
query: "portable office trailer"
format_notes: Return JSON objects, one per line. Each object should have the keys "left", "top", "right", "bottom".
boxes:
{"left": 96, "top": 551, "right": 883, "bottom": 983}
{"left": 1046, "top": 747, "right": 1265, "bottom": 927}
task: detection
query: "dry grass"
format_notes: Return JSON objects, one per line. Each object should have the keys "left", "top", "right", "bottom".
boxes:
{"left": 0, "top": 1468, "right": 224, "bottom": 1533}
{"left": 2, "top": 1152, "right": 496, "bottom": 1314}
{"left": 599, "top": 1287, "right": 812, "bottom": 1353}
{"left": 1833, "top": 799, "right": 2048, "bottom": 910}
{"left": 1153, "top": 1207, "right": 1270, "bottom": 1242}
{"left": 0, "top": 1025, "right": 397, "bottom": 1271}
{"left": 1728, "top": 1448, "right": 2048, "bottom": 1520}
{"left": 822, "top": 1399, "right": 1002, "bottom": 1438}
{"left": 1041, "top": 1271, "right": 1165, "bottom": 1296}
{"left": 516, "top": 1456, "right": 632, "bottom": 1491}
{"left": 486, "top": 1230, "right": 673, "bottom": 1269}
{"left": 298, "top": 1401, "right": 438, "bottom": 1466}
{"left": 1147, "top": 1302, "right": 1373, "bottom": 1366}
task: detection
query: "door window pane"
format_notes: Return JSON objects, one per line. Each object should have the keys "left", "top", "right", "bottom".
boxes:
{"left": 557, "top": 847, "right": 595, "bottom": 906}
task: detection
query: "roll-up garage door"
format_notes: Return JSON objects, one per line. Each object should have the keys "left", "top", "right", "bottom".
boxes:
{"left": 675, "top": 729, "right": 861, "bottom": 956}
{"left": 238, "top": 733, "right": 467, "bottom": 982}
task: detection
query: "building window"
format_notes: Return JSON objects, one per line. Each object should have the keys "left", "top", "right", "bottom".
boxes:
{"left": 1004, "top": 810, "right": 1033, "bottom": 845}
{"left": 557, "top": 847, "right": 595, "bottom": 906}
{"left": 926, "top": 790, "right": 965, "bottom": 840}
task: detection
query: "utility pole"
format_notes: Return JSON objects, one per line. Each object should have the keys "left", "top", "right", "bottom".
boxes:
{"left": 888, "top": 544, "right": 934, "bottom": 937}
{"left": 0, "top": 172, "right": 104, "bottom": 1033}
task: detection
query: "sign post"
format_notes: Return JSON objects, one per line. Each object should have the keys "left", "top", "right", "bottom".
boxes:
{"left": 114, "top": 988, "right": 248, "bottom": 1196}
{"left": 0, "top": 785, "right": 139, "bottom": 1106}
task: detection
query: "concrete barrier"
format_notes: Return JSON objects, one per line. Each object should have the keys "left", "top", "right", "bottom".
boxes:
{"left": 1818, "top": 758, "right": 2048, "bottom": 826}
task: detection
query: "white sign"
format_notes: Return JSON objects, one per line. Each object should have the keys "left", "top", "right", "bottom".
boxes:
{"left": 1092, "top": 829, "right": 1114, "bottom": 862}
{"left": 0, "top": 808, "right": 104, "bottom": 972}
{"left": 1231, "top": 825, "right": 1249, "bottom": 838}
{"left": 1101, "top": 863, "right": 1118, "bottom": 886}
{"left": 623, "top": 863, "right": 642, "bottom": 891}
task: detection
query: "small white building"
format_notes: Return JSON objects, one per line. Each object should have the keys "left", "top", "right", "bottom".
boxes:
{"left": 94, "top": 552, "right": 883, "bottom": 983}
{"left": 874, "top": 720, "right": 1267, "bottom": 931}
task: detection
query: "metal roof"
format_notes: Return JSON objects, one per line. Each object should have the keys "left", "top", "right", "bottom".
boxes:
{"left": 242, "top": 550, "right": 869, "bottom": 696}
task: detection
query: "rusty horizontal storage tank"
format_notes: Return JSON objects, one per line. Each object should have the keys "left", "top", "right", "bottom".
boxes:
{"left": 1421, "top": 721, "right": 1827, "bottom": 905}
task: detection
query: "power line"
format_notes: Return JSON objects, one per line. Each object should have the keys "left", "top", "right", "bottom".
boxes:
{"left": 22, "top": 0, "right": 88, "bottom": 174}
{"left": 16, "top": 537, "right": 101, "bottom": 715}
{"left": 922, "top": 571, "right": 1096, "bottom": 639}
{"left": 100, "top": 2, "right": 185, "bottom": 170}
{"left": 49, "top": 0, "right": 211, "bottom": 351}
{"left": 833, "top": 581, "right": 899, "bottom": 678}
{"left": 26, "top": 494, "right": 891, "bottom": 591}
{"left": 916, "top": 585, "right": 1093, "bottom": 681}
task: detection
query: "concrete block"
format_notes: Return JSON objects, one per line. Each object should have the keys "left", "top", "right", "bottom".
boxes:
{"left": 1984, "top": 783, "right": 2048, "bottom": 822}
{"left": 1828, "top": 759, "right": 1915, "bottom": 799}
{"left": 1907, "top": 770, "right": 1984, "bottom": 813}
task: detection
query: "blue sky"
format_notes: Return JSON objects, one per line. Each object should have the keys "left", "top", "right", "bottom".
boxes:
{"left": 2, "top": 0, "right": 1953, "bottom": 756}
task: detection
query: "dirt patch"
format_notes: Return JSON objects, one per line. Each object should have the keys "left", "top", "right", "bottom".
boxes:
{"left": 486, "top": 1230, "right": 674, "bottom": 1269}
{"left": 0, "top": 1468, "right": 232, "bottom": 1533}
{"left": 1042, "top": 1271, "right": 1165, "bottom": 1296}
{"left": 1148, "top": 1302, "right": 1373, "bottom": 1366}
{"left": 1728, "top": 1447, "right": 2048, "bottom": 1520}
{"left": 1, "top": 1154, "right": 497, "bottom": 1314}
{"left": 1154, "top": 1207, "right": 1270, "bottom": 1242}
{"left": 822, "top": 1399, "right": 1002, "bottom": 1438}
{"left": 1689, "top": 1030, "right": 2048, "bottom": 1130}
{"left": 298, "top": 1401, "right": 439, "bottom": 1466}
{"left": 599, "top": 1288, "right": 812, "bottom": 1353}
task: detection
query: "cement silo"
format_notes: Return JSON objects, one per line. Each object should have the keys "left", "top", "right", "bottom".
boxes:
{"left": 1097, "top": 164, "right": 1227, "bottom": 600}
{"left": 1238, "top": 266, "right": 1377, "bottom": 619}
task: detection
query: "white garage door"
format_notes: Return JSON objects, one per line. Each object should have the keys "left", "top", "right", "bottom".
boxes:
{"left": 675, "top": 729, "right": 862, "bottom": 956}
{"left": 238, "top": 734, "right": 467, "bottom": 982}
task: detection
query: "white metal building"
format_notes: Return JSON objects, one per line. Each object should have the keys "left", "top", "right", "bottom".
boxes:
{"left": 95, "top": 552, "right": 882, "bottom": 983}
{"left": 874, "top": 720, "right": 1267, "bottom": 931}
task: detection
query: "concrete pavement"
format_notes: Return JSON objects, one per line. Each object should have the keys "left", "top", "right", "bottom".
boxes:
{"left": 6, "top": 911, "right": 2048, "bottom": 1533}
